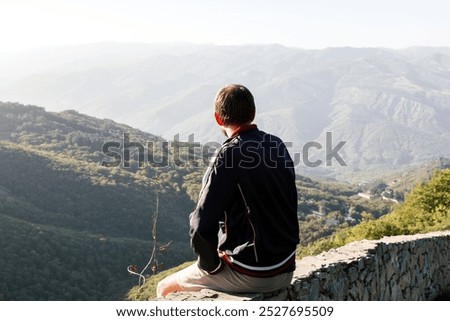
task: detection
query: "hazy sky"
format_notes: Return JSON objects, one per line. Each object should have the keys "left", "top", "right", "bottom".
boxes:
{"left": 1, "top": 0, "right": 450, "bottom": 52}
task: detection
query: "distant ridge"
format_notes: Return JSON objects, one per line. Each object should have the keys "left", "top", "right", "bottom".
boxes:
{"left": 1, "top": 43, "right": 449, "bottom": 179}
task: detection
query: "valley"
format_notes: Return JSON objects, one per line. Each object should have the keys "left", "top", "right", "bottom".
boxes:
{"left": 0, "top": 102, "right": 447, "bottom": 299}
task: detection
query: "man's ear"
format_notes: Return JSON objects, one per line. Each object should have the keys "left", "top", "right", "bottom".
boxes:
{"left": 214, "top": 112, "right": 224, "bottom": 126}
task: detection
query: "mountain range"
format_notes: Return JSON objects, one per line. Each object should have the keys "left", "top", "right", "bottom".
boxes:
{"left": 1, "top": 43, "right": 450, "bottom": 180}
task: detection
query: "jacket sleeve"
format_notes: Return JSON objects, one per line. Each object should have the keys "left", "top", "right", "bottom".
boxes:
{"left": 189, "top": 146, "right": 236, "bottom": 273}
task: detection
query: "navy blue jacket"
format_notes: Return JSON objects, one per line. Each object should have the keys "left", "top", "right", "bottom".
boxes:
{"left": 189, "top": 126, "right": 299, "bottom": 276}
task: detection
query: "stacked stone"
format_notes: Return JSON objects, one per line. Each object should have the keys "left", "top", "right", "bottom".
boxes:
{"left": 291, "top": 232, "right": 449, "bottom": 301}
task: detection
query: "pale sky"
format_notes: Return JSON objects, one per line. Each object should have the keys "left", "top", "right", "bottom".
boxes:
{"left": 1, "top": 0, "right": 450, "bottom": 52}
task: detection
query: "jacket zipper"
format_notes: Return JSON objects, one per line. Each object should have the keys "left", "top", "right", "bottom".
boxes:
{"left": 237, "top": 183, "right": 259, "bottom": 262}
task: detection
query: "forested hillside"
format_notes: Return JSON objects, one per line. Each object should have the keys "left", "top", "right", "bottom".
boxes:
{"left": 297, "top": 168, "right": 450, "bottom": 258}
{"left": 0, "top": 102, "right": 199, "bottom": 300}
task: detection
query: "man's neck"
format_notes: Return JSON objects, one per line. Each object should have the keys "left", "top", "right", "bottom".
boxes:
{"left": 223, "top": 126, "right": 236, "bottom": 138}
{"left": 224, "top": 123, "right": 256, "bottom": 138}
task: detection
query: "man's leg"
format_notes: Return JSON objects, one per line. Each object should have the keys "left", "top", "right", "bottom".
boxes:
{"left": 156, "top": 261, "right": 294, "bottom": 298}
{"left": 156, "top": 262, "right": 208, "bottom": 298}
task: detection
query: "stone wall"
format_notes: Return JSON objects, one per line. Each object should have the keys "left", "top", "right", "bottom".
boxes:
{"left": 165, "top": 231, "right": 450, "bottom": 301}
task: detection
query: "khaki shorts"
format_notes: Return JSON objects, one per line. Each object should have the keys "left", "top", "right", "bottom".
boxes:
{"left": 173, "top": 261, "right": 294, "bottom": 294}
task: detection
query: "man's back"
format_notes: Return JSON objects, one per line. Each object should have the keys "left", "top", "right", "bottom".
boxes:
{"left": 191, "top": 126, "right": 299, "bottom": 276}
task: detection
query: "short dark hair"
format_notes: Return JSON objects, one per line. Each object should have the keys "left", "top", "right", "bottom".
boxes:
{"left": 214, "top": 84, "right": 256, "bottom": 126}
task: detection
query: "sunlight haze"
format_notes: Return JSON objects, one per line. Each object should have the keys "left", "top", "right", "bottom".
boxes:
{"left": 1, "top": 0, "right": 450, "bottom": 52}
